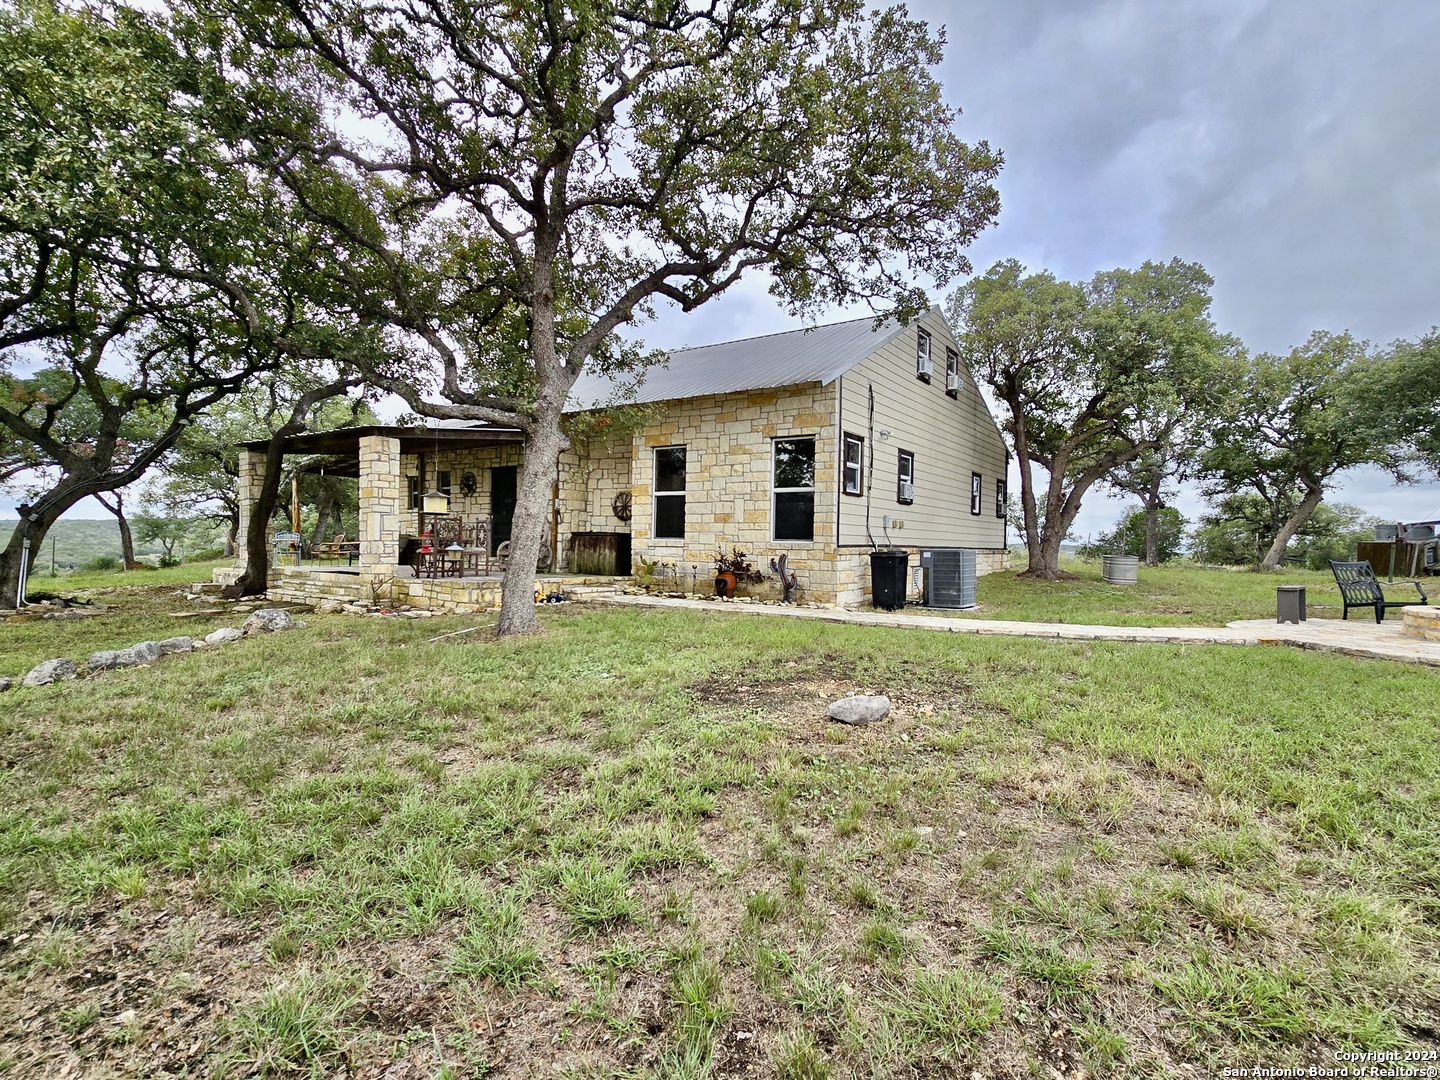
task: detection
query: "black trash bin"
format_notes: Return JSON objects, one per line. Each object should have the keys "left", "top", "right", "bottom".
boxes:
{"left": 870, "top": 549, "right": 910, "bottom": 610}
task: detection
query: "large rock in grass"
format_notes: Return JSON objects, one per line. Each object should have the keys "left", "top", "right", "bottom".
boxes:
{"left": 0, "top": 677, "right": 12, "bottom": 693}
{"left": 88, "top": 641, "right": 163, "bottom": 671}
{"left": 204, "top": 627, "right": 243, "bottom": 646}
{"left": 156, "top": 636, "right": 193, "bottom": 655}
{"left": 22, "top": 658, "right": 77, "bottom": 686}
{"left": 241, "top": 608, "right": 296, "bottom": 635}
{"left": 826, "top": 694, "right": 891, "bottom": 726}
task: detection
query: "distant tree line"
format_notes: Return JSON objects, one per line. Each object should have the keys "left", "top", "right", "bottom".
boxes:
{"left": 951, "top": 264, "right": 1437, "bottom": 575}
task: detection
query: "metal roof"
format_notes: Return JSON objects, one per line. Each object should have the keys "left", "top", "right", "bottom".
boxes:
{"left": 567, "top": 313, "right": 910, "bottom": 409}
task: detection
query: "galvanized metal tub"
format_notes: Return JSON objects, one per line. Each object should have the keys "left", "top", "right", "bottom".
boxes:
{"left": 1101, "top": 554, "right": 1140, "bottom": 585}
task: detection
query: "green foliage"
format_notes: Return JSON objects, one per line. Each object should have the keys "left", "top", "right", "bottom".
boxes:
{"left": 1193, "top": 497, "right": 1377, "bottom": 568}
{"left": 1081, "top": 504, "right": 1187, "bottom": 562}
{"left": 1349, "top": 329, "right": 1440, "bottom": 481}
{"left": 952, "top": 257, "right": 1232, "bottom": 576}
{"left": 1199, "top": 334, "right": 1385, "bottom": 568}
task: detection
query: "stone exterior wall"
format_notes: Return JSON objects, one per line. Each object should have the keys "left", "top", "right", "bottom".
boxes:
{"left": 627, "top": 383, "right": 847, "bottom": 603}
{"left": 1403, "top": 605, "right": 1440, "bottom": 642}
{"left": 558, "top": 435, "right": 635, "bottom": 542}
{"left": 232, "top": 449, "right": 273, "bottom": 571}
{"left": 358, "top": 436, "right": 402, "bottom": 572}
{"left": 398, "top": 444, "right": 525, "bottom": 539}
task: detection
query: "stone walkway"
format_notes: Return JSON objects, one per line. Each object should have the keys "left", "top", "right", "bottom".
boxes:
{"left": 594, "top": 594, "right": 1440, "bottom": 668}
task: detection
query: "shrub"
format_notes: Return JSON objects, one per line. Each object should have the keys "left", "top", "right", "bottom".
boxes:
{"left": 80, "top": 555, "right": 120, "bottom": 572}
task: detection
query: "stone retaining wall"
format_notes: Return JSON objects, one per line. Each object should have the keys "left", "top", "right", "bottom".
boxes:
{"left": 1402, "top": 605, "right": 1440, "bottom": 642}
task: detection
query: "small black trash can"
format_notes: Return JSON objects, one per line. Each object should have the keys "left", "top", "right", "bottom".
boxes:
{"left": 870, "top": 549, "right": 910, "bottom": 611}
{"left": 1277, "top": 585, "right": 1307, "bottom": 624}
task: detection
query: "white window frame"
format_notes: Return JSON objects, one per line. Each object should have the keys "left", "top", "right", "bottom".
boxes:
{"left": 653, "top": 445, "right": 687, "bottom": 540}
{"left": 970, "top": 472, "right": 983, "bottom": 516}
{"left": 916, "top": 329, "right": 932, "bottom": 381}
{"left": 842, "top": 432, "right": 864, "bottom": 497}
{"left": 772, "top": 436, "right": 817, "bottom": 542}
{"left": 897, "top": 449, "right": 915, "bottom": 504}
{"left": 995, "top": 478, "right": 1007, "bottom": 519}
{"left": 945, "top": 348, "right": 961, "bottom": 396}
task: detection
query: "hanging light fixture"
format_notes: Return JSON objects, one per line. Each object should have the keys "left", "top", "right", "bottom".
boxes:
{"left": 422, "top": 424, "right": 449, "bottom": 514}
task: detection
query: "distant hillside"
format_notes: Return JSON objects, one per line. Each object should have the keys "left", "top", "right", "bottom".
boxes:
{"left": 0, "top": 518, "right": 171, "bottom": 569}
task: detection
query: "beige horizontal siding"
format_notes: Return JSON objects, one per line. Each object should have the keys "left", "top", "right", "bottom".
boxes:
{"left": 836, "top": 310, "right": 1008, "bottom": 549}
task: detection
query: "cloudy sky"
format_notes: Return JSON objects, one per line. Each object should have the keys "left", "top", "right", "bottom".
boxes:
{"left": 633, "top": 0, "right": 1440, "bottom": 536}
{"left": 7, "top": 0, "right": 1439, "bottom": 531}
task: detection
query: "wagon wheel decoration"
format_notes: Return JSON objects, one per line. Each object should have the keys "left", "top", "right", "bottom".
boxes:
{"left": 612, "top": 491, "right": 633, "bottom": 522}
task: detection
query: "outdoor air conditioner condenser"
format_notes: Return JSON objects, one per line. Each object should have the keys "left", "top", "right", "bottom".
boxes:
{"left": 919, "top": 548, "right": 977, "bottom": 609}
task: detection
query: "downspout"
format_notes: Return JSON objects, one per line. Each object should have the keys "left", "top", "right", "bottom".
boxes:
{"left": 835, "top": 377, "right": 842, "bottom": 549}
{"left": 864, "top": 383, "right": 877, "bottom": 550}
{"left": 15, "top": 515, "right": 33, "bottom": 608}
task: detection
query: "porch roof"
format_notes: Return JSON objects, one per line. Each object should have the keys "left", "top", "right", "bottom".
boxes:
{"left": 239, "top": 422, "right": 524, "bottom": 460}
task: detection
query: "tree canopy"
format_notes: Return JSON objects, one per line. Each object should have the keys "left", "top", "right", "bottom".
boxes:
{"left": 951, "top": 257, "right": 1229, "bottom": 578}
{"left": 195, "top": 0, "right": 1004, "bottom": 632}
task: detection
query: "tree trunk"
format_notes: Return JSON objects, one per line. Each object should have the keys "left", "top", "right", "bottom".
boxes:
{"left": 1260, "top": 485, "right": 1324, "bottom": 570}
{"left": 96, "top": 490, "right": 138, "bottom": 569}
{"left": 233, "top": 436, "right": 288, "bottom": 596}
{"left": 497, "top": 415, "right": 564, "bottom": 636}
{"left": 0, "top": 497, "right": 74, "bottom": 607}
{"left": 309, "top": 484, "right": 336, "bottom": 550}
{"left": 1142, "top": 472, "right": 1165, "bottom": 566}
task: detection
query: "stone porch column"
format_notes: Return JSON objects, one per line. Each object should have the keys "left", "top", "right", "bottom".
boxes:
{"left": 233, "top": 449, "right": 271, "bottom": 567}
{"left": 358, "top": 435, "right": 402, "bottom": 572}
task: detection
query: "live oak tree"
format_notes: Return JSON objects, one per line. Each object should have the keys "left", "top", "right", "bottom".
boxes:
{"left": 0, "top": 1, "right": 378, "bottom": 605}
{"left": 205, "top": 0, "right": 1003, "bottom": 634}
{"left": 1199, "top": 332, "right": 1382, "bottom": 570}
{"left": 1351, "top": 329, "right": 1440, "bottom": 483}
{"left": 951, "top": 258, "right": 1227, "bottom": 580}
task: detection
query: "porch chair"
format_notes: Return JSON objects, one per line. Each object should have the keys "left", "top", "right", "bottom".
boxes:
{"left": 1328, "top": 560, "right": 1429, "bottom": 623}
{"left": 311, "top": 533, "right": 347, "bottom": 563}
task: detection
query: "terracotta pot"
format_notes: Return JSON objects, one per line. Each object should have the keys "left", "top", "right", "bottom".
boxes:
{"left": 715, "top": 572, "right": 738, "bottom": 598}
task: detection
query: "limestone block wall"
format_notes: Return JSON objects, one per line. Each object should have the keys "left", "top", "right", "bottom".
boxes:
{"left": 398, "top": 444, "right": 525, "bottom": 537}
{"left": 627, "top": 383, "right": 846, "bottom": 603}
{"left": 232, "top": 449, "right": 273, "bottom": 569}
{"left": 358, "top": 436, "right": 402, "bottom": 572}
{"left": 558, "top": 435, "right": 635, "bottom": 541}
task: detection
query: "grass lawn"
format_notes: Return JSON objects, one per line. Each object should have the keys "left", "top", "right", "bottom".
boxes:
{"left": 958, "top": 559, "right": 1349, "bottom": 627}
{"left": 2, "top": 574, "right": 1438, "bottom": 1078}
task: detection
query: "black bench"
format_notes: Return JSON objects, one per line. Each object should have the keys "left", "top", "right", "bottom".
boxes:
{"left": 1329, "top": 560, "right": 1429, "bottom": 623}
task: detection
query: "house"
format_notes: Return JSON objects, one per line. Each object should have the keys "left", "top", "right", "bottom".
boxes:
{"left": 228, "top": 309, "right": 1010, "bottom": 611}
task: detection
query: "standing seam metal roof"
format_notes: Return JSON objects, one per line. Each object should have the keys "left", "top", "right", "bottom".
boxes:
{"left": 566, "top": 314, "right": 910, "bottom": 410}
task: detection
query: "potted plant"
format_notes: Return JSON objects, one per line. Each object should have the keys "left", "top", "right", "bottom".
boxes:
{"left": 713, "top": 548, "right": 764, "bottom": 598}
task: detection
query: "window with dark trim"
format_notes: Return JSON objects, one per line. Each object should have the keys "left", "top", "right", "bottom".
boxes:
{"left": 916, "top": 329, "right": 932, "bottom": 382}
{"left": 654, "top": 447, "right": 686, "bottom": 539}
{"left": 995, "top": 478, "right": 1006, "bottom": 519}
{"left": 842, "top": 432, "right": 864, "bottom": 496}
{"left": 970, "top": 472, "right": 983, "bottom": 515}
{"left": 945, "top": 348, "right": 961, "bottom": 397}
{"left": 773, "top": 437, "right": 816, "bottom": 541}
{"left": 897, "top": 450, "right": 915, "bottom": 504}
{"left": 437, "top": 470, "right": 452, "bottom": 498}
{"left": 406, "top": 475, "right": 420, "bottom": 511}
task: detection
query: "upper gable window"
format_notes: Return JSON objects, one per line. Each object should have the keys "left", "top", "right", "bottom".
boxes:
{"left": 970, "top": 472, "right": 983, "bottom": 515}
{"left": 842, "top": 433, "right": 864, "bottom": 496}
{"left": 916, "top": 330, "right": 933, "bottom": 382}
{"left": 946, "top": 348, "right": 961, "bottom": 397}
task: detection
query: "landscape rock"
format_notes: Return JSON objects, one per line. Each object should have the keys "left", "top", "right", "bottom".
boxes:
{"left": 314, "top": 599, "right": 345, "bottom": 614}
{"left": 241, "top": 608, "right": 296, "bottom": 634}
{"left": 826, "top": 694, "right": 891, "bottom": 726}
{"left": 89, "top": 641, "right": 164, "bottom": 671}
{"left": 22, "top": 658, "right": 78, "bottom": 687}
{"left": 0, "top": 677, "right": 12, "bottom": 692}
{"left": 205, "top": 627, "right": 243, "bottom": 646}
{"left": 156, "top": 636, "right": 193, "bottom": 655}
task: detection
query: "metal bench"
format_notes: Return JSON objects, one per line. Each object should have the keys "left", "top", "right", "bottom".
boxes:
{"left": 1329, "top": 560, "right": 1429, "bottom": 623}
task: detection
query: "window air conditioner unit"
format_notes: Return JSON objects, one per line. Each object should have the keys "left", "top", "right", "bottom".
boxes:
{"left": 899, "top": 481, "right": 915, "bottom": 502}
{"left": 920, "top": 548, "right": 977, "bottom": 609}
{"left": 946, "top": 372, "right": 960, "bottom": 392}
{"left": 917, "top": 356, "right": 933, "bottom": 378}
